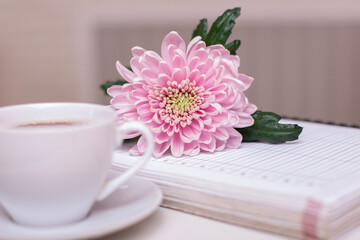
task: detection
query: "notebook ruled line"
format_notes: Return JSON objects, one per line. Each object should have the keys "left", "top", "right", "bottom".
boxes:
{"left": 116, "top": 121, "right": 360, "bottom": 189}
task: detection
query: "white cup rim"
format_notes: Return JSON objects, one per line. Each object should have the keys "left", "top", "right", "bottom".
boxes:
{"left": 0, "top": 102, "right": 117, "bottom": 134}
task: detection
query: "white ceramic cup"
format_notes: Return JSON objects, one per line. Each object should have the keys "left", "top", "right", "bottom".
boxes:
{"left": 0, "top": 102, "right": 154, "bottom": 227}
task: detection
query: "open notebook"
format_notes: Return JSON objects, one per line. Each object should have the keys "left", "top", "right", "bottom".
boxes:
{"left": 112, "top": 120, "right": 360, "bottom": 239}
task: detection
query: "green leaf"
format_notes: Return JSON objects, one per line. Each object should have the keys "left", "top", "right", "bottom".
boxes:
{"left": 225, "top": 39, "right": 241, "bottom": 55}
{"left": 192, "top": 18, "right": 208, "bottom": 40}
{"left": 204, "top": 7, "right": 241, "bottom": 46}
{"left": 236, "top": 111, "right": 303, "bottom": 144}
{"left": 100, "top": 80, "right": 128, "bottom": 95}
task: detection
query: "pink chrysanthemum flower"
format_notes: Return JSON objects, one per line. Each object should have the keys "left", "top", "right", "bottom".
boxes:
{"left": 108, "top": 31, "right": 257, "bottom": 157}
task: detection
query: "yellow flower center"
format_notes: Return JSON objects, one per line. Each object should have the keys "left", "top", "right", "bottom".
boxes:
{"left": 153, "top": 79, "right": 206, "bottom": 127}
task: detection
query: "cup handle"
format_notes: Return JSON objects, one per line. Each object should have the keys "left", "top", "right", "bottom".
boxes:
{"left": 96, "top": 121, "right": 154, "bottom": 201}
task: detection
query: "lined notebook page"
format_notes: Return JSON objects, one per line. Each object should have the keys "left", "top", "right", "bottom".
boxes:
{"left": 113, "top": 120, "right": 360, "bottom": 193}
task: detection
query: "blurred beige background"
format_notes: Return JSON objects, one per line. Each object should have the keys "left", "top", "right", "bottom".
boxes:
{"left": 1, "top": 0, "right": 359, "bottom": 125}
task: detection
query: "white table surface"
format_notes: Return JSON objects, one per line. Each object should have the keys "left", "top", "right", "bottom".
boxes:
{"left": 96, "top": 207, "right": 360, "bottom": 240}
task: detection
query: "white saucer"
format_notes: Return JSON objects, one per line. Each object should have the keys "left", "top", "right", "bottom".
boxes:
{"left": 0, "top": 176, "right": 162, "bottom": 240}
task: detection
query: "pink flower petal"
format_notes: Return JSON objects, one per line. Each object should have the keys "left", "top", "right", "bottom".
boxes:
{"left": 130, "top": 58, "right": 144, "bottom": 78}
{"left": 215, "top": 65, "right": 225, "bottom": 82}
{"left": 244, "top": 103, "right": 257, "bottom": 114}
{"left": 107, "top": 85, "right": 124, "bottom": 97}
{"left": 122, "top": 83, "right": 137, "bottom": 92}
{"left": 129, "top": 144, "right": 141, "bottom": 156}
{"left": 116, "top": 109, "right": 139, "bottom": 120}
{"left": 130, "top": 60, "right": 157, "bottom": 85}
{"left": 223, "top": 111, "right": 240, "bottom": 127}
{"left": 214, "top": 92, "right": 227, "bottom": 103}
{"left": 204, "top": 94, "right": 216, "bottom": 103}
{"left": 190, "top": 119, "right": 204, "bottom": 132}
{"left": 131, "top": 46, "right": 146, "bottom": 57}
{"left": 148, "top": 121, "right": 162, "bottom": 133}
{"left": 165, "top": 45, "right": 178, "bottom": 68}
{"left": 174, "top": 49, "right": 186, "bottom": 65}
{"left": 188, "top": 56, "right": 200, "bottom": 70}
{"left": 153, "top": 141, "right": 171, "bottom": 157}
{"left": 121, "top": 111, "right": 140, "bottom": 122}
{"left": 167, "top": 125, "right": 175, "bottom": 136}
{"left": 198, "top": 131, "right": 212, "bottom": 144}
{"left": 170, "top": 133, "right": 184, "bottom": 157}
{"left": 220, "top": 57, "right": 238, "bottom": 77}
{"left": 126, "top": 131, "right": 141, "bottom": 139}
{"left": 172, "top": 55, "right": 186, "bottom": 68}
{"left": 215, "top": 140, "right": 226, "bottom": 151}
{"left": 199, "top": 114, "right": 212, "bottom": 125}
{"left": 159, "top": 61, "right": 172, "bottom": 76}
{"left": 154, "top": 131, "right": 170, "bottom": 144}
{"left": 233, "top": 112, "right": 254, "bottom": 128}
{"left": 197, "top": 58, "right": 214, "bottom": 75}
{"left": 186, "top": 36, "right": 203, "bottom": 55}
{"left": 195, "top": 74, "right": 206, "bottom": 87}
{"left": 131, "top": 96, "right": 149, "bottom": 107}
{"left": 116, "top": 61, "right": 136, "bottom": 83}
{"left": 155, "top": 77, "right": 169, "bottom": 90}
{"left": 136, "top": 102, "right": 151, "bottom": 114}
{"left": 188, "top": 49, "right": 208, "bottom": 64}
{"left": 152, "top": 112, "right": 162, "bottom": 124}
{"left": 174, "top": 124, "right": 180, "bottom": 133}
{"left": 231, "top": 94, "right": 247, "bottom": 113}
{"left": 208, "top": 82, "right": 227, "bottom": 93}
{"left": 129, "top": 135, "right": 147, "bottom": 155}
{"left": 229, "top": 55, "right": 240, "bottom": 68}
{"left": 172, "top": 68, "right": 186, "bottom": 83}
{"left": 238, "top": 74, "right": 254, "bottom": 91}
{"left": 181, "top": 125, "right": 200, "bottom": 141}
{"left": 205, "top": 68, "right": 217, "bottom": 82}
{"left": 189, "top": 69, "right": 200, "bottom": 82}
{"left": 205, "top": 103, "right": 222, "bottom": 116}
{"left": 207, "top": 44, "right": 225, "bottom": 51}
{"left": 203, "top": 77, "right": 217, "bottom": 90}
{"left": 135, "top": 98, "right": 151, "bottom": 109}
{"left": 141, "top": 68, "right": 158, "bottom": 79}
{"left": 161, "top": 31, "right": 186, "bottom": 63}
{"left": 213, "top": 127, "right": 230, "bottom": 141}
{"left": 137, "top": 135, "right": 147, "bottom": 153}
{"left": 131, "top": 89, "right": 149, "bottom": 100}
{"left": 226, "top": 134, "right": 243, "bottom": 149}
{"left": 212, "top": 111, "right": 229, "bottom": 127}
{"left": 179, "top": 132, "right": 193, "bottom": 143}
{"left": 183, "top": 141, "right": 200, "bottom": 156}
{"left": 143, "top": 51, "right": 162, "bottom": 69}
{"left": 226, "top": 127, "right": 241, "bottom": 137}
{"left": 219, "top": 90, "right": 240, "bottom": 110}
{"left": 139, "top": 111, "right": 155, "bottom": 124}
{"left": 221, "top": 77, "right": 245, "bottom": 92}
{"left": 203, "top": 123, "right": 216, "bottom": 132}
{"left": 200, "top": 136, "right": 216, "bottom": 152}
{"left": 110, "top": 90, "right": 129, "bottom": 101}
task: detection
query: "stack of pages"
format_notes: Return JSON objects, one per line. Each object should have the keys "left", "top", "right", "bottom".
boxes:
{"left": 112, "top": 120, "right": 360, "bottom": 239}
